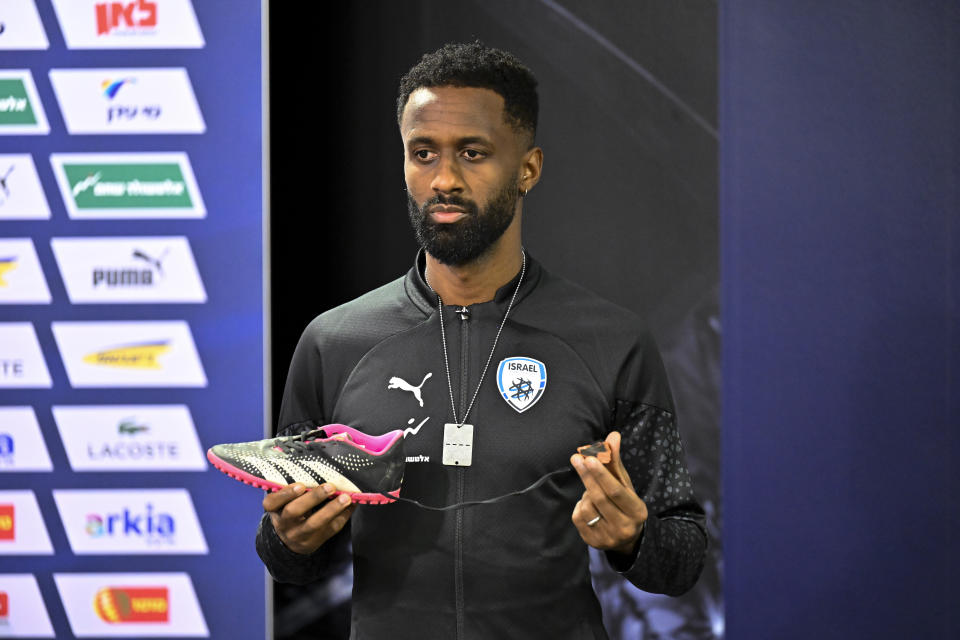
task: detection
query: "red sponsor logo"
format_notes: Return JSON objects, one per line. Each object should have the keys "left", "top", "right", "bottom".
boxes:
{"left": 0, "top": 591, "right": 8, "bottom": 619}
{"left": 94, "top": 586, "right": 169, "bottom": 623}
{"left": 96, "top": 1, "right": 157, "bottom": 36}
{"left": 0, "top": 504, "right": 13, "bottom": 540}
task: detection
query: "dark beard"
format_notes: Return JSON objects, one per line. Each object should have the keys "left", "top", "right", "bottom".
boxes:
{"left": 407, "top": 178, "right": 518, "bottom": 266}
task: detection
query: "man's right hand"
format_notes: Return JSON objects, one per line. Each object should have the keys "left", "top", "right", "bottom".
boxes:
{"left": 263, "top": 483, "right": 355, "bottom": 555}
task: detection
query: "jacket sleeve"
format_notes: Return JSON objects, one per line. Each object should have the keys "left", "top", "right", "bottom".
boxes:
{"left": 254, "top": 318, "right": 349, "bottom": 584}
{"left": 256, "top": 513, "right": 351, "bottom": 585}
{"left": 604, "top": 333, "right": 708, "bottom": 596}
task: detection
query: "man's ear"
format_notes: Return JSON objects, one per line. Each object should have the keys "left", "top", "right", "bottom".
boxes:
{"left": 519, "top": 146, "right": 543, "bottom": 195}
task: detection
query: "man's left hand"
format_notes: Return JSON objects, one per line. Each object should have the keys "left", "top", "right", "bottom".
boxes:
{"left": 570, "top": 431, "right": 648, "bottom": 556}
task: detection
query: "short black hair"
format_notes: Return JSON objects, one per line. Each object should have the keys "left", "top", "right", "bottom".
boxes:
{"left": 397, "top": 42, "right": 539, "bottom": 144}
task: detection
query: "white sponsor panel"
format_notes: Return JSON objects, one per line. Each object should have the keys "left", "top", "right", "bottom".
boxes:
{"left": 0, "top": 323, "right": 52, "bottom": 388}
{"left": 52, "top": 0, "right": 204, "bottom": 49}
{"left": 53, "top": 405, "right": 206, "bottom": 471}
{"left": 49, "top": 152, "right": 206, "bottom": 219}
{"left": 54, "top": 572, "right": 209, "bottom": 637}
{"left": 51, "top": 321, "right": 207, "bottom": 388}
{"left": 49, "top": 68, "right": 205, "bottom": 134}
{"left": 53, "top": 488, "right": 208, "bottom": 554}
{"left": 0, "top": 491, "right": 54, "bottom": 555}
{"left": 0, "top": 0, "right": 50, "bottom": 50}
{"left": 0, "top": 154, "right": 51, "bottom": 220}
{"left": 0, "top": 238, "right": 51, "bottom": 304}
{"left": 0, "top": 406, "right": 53, "bottom": 472}
{"left": 51, "top": 236, "right": 207, "bottom": 303}
{"left": 0, "top": 574, "right": 55, "bottom": 637}
{"left": 0, "top": 70, "right": 50, "bottom": 135}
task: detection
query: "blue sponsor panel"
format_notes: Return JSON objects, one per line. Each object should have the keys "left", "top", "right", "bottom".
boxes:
{"left": 0, "top": 1, "right": 263, "bottom": 638}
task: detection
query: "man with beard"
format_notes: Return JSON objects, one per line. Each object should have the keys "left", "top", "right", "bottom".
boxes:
{"left": 256, "top": 42, "right": 706, "bottom": 639}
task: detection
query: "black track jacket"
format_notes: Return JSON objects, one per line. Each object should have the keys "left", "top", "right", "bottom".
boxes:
{"left": 257, "top": 253, "right": 707, "bottom": 639}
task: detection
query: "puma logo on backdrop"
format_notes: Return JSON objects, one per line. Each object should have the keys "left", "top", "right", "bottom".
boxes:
{"left": 387, "top": 372, "right": 432, "bottom": 407}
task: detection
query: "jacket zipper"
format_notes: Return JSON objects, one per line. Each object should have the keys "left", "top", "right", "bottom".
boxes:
{"left": 455, "top": 305, "right": 469, "bottom": 640}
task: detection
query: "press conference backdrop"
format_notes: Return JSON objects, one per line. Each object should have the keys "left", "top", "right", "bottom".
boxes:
{"left": 0, "top": 1, "right": 264, "bottom": 638}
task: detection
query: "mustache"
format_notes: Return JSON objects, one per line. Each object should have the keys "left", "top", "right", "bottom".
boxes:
{"left": 418, "top": 194, "right": 478, "bottom": 215}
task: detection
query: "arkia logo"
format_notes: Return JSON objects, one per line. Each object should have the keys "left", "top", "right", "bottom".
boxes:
{"left": 96, "top": 1, "right": 157, "bottom": 36}
{"left": 85, "top": 503, "right": 175, "bottom": 543}
{"left": 94, "top": 586, "right": 169, "bottom": 623}
{"left": 0, "top": 504, "right": 13, "bottom": 540}
{"left": 0, "top": 433, "right": 13, "bottom": 460}
{"left": 0, "top": 590, "right": 7, "bottom": 619}
{"left": 83, "top": 341, "right": 170, "bottom": 369}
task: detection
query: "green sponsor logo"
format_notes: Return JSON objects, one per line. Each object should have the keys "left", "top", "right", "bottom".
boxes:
{"left": 63, "top": 163, "right": 193, "bottom": 210}
{"left": 0, "top": 79, "right": 38, "bottom": 126}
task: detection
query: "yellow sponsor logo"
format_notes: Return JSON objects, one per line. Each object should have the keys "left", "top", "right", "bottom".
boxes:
{"left": 94, "top": 586, "right": 169, "bottom": 623}
{"left": 83, "top": 341, "right": 170, "bottom": 369}
{"left": 0, "top": 257, "right": 17, "bottom": 286}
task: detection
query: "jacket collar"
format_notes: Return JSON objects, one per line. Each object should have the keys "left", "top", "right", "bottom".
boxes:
{"left": 404, "top": 248, "right": 542, "bottom": 315}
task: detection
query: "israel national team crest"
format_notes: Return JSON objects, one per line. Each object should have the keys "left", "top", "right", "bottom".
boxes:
{"left": 497, "top": 357, "right": 547, "bottom": 413}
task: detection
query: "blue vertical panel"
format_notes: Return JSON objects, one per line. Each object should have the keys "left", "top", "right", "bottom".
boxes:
{"left": 722, "top": 1, "right": 958, "bottom": 638}
{"left": 0, "top": 1, "right": 264, "bottom": 638}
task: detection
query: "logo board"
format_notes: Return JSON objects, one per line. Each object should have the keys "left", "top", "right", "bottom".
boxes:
{"left": 0, "top": 70, "right": 50, "bottom": 135}
{"left": 0, "top": 0, "right": 50, "bottom": 50}
{"left": 0, "top": 323, "right": 52, "bottom": 388}
{"left": 0, "top": 154, "right": 52, "bottom": 219}
{"left": 496, "top": 357, "right": 547, "bottom": 413}
{"left": 51, "top": 236, "right": 207, "bottom": 303}
{"left": 54, "top": 572, "right": 208, "bottom": 637}
{"left": 0, "top": 406, "right": 53, "bottom": 472}
{"left": 0, "top": 574, "right": 55, "bottom": 637}
{"left": 0, "top": 491, "right": 54, "bottom": 554}
{"left": 53, "top": 405, "right": 206, "bottom": 471}
{"left": 49, "top": 68, "right": 205, "bottom": 134}
{"left": 50, "top": 152, "right": 205, "bottom": 219}
{"left": 0, "top": 238, "right": 52, "bottom": 304}
{"left": 51, "top": 0, "right": 204, "bottom": 49}
{"left": 53, "top": 488, "right": 208, "bottom": 554}
{"left": 51, "top": 321, "right": 207, "bottom": 387}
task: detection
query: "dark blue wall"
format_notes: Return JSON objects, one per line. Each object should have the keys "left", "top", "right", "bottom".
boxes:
{"left": 721, "top": 1, "right": 958, "bottom": 637}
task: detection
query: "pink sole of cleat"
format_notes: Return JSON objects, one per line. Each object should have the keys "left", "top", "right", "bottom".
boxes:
{"left": 207, "top": 449, "right": 399, "bottom": 503}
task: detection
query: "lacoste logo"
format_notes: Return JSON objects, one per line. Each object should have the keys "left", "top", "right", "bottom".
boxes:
{"left": 118, "top": 420, "right": 149, "bottom": 435}
{"left": 387, "top": 372, "right": 432, "bottom": 407}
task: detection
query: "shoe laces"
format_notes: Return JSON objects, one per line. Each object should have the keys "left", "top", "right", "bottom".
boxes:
{"left": 277, "top": 428, "right": 356, "bottom": 454}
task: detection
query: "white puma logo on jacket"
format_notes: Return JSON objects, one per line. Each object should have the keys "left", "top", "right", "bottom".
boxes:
{"left": 387, "top": 372, "right": 432, "bottom": 407}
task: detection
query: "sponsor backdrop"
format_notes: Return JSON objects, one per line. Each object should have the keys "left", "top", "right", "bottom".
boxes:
{"left": 0, "top": 1, "right": 263, "bottom": 638}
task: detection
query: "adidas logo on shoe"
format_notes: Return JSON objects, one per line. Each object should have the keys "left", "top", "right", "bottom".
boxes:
{"left": 207, "top": 424, "right": 405, "bottom": 504}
